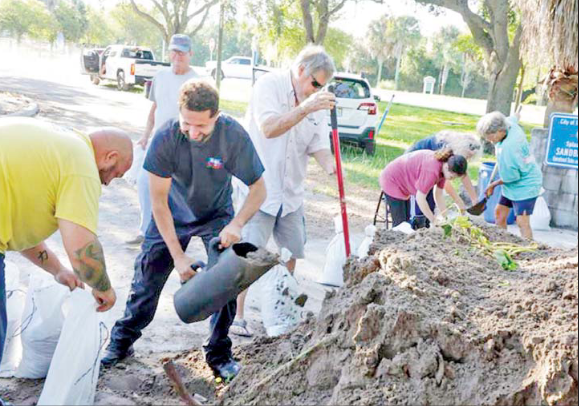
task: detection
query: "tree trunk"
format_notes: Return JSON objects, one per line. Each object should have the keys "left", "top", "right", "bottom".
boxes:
{"left": 544, "top": 99, "right": 577, "bottom": 128}
{"left": 514, "top": 64, "right": 526, "bottom": 113}
{"left": 394, "top": 52, "right": 402, "bottom": 90}
{"left": 376, "top": 59, "right": 383, "bottom": 88}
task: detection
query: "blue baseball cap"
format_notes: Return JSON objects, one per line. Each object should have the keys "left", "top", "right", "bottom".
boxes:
{"left": 169, "top": 34, "right": 192, "bottom": 52}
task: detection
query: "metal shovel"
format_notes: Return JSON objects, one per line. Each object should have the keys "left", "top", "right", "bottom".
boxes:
{"left": 467, "top": 163, "right": 499, "bottom": 216}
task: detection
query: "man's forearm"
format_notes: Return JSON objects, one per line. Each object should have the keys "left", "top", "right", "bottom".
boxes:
{"left": 312, "top": 149, "right": 335, "bottom": 175}
{"left": 72, "top": 239, "right": 111, "bottom": 292}
{"left": 234, "top": 178, "right": 267, "bottom": 227}
{"left": 152, "top": 202, "right": 185, "bottom": 261}
{"left": 261, "top": 106, "right": 308, "bottom": 139}
{"left": 20, "top": 242, "right": 66, "bottom": 276}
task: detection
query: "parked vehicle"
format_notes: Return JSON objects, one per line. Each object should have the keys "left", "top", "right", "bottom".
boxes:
{"left": 328, "top": 73, "right": 380, "bottom": 155}
{"left": 205, "top": 56, "right": 253, "bottom": 80}
{"left": 81, "top": 45, "right": 170, "bottom": 91}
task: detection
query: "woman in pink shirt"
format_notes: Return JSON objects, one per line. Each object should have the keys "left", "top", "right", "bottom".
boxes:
{"left": 379, "top": 148, "right": 468, "bottom": 227}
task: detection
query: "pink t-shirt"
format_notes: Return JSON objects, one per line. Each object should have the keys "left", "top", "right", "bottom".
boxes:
{"left": 379, "top": 150, "right": 446, "bottom": 200}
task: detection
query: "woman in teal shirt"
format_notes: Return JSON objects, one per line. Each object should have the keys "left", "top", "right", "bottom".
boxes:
{"left": 477, "top": 111, "right": 543, "bottom": 240}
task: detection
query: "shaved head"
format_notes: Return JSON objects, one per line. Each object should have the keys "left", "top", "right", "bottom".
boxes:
{"left": 88, "top": 128, "right": 134, "bottom": 185}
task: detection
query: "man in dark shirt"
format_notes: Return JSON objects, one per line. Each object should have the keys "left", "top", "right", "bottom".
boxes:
{"left": 101, "top": 80, "right": 266, "bottom": 382}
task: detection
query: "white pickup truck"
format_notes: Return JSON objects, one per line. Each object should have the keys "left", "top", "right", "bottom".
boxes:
{"left": 81, "top": 45, "right": 170, "bottom": 91}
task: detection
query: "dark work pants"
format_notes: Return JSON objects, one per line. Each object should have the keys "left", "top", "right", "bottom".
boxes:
{"left": 108, "top": 223, "right": 236, "bottom": 367}
{"left": 385, "top": 194, "right": 411, "bottom": 227}
{"left": 0, "top": 253, "right": 6, "bottom": 366}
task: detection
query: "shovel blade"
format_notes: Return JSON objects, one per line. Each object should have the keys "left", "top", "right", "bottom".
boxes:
{"left": 467, "top": 198, "right": 487, "bottom": 216}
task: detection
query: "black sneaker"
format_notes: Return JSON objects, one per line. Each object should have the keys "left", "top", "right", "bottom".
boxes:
{"left": 210, "top": 358, "right": 242, "bottom": 383}
{"left": 100, "top": 345, "right": 135, "bottom": 368}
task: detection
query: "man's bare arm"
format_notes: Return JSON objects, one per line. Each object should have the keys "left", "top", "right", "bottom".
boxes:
{"left": 312, "top": 149, "right": 335, "bottom": 175}
{"left": 58, "top": 219, "right": 116, "bottom": 311}
{"left": 260, "top": 91, "right": 335, "bottom": 139}
{"left": 20, "top": 242, "right": 67, "bottom": 276}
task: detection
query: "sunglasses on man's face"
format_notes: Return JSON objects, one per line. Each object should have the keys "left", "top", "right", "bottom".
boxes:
{"left": 311, "top": 75, "right": 324, "bottom": 89}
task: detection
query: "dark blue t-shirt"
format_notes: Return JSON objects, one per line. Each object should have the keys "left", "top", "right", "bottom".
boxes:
{"left": 406, "top": 135, "right": 445, "bottom": 154}
{"left": 144, "top": 115, "right": 264, "bottom": 234}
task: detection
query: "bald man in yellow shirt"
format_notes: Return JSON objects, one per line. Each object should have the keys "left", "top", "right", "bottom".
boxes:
{"left": 0, "top": 118, "right": 133, "bottom": 389}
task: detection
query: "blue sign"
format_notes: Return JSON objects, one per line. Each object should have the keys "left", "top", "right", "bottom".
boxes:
{"left": 546, "top": 113, "right": 578, "bottom": 170}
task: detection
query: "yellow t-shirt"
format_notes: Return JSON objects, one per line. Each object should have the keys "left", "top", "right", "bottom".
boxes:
{"left": 0, "top": 118, "right": 102, "bottom": 253}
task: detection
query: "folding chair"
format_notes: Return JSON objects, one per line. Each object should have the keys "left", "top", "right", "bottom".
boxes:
{"left": 373, "top": 191, "right": 392, "bottom": 230}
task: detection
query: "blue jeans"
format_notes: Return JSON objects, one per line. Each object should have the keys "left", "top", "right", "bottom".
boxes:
{"left": 0, "top": 253, "right": 6, "bottom": 366}
{"left": 108, "top": 218, "right": 236, "bottom": 367}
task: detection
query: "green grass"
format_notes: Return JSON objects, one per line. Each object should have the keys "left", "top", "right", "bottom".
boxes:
{"left": 220, "top": 99, "right": 537, "bottom": 191}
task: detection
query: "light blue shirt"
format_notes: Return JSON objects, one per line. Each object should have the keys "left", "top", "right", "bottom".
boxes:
{"left": 496, "top": 116, "right": 543, "bottom": 201}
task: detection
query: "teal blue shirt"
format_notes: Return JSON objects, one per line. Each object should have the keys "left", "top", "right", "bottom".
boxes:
{"left": 496, "top": 116, "right": 543, "bottom": 201}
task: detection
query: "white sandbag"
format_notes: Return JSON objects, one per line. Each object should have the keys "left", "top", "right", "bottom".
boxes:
{"left": 38, "top": 289, "right": 106, "bottom": 406}
{"left": 259, "top": 265, "right": 303, "bottom": 337}
{"left": 356, "top": 225, "right": 376, "bottom": 259}
{"left": 15, "top": 272, "right": 69, "bottom": 379}
{"left": 531, "top": 195, "right": 552, "bottom": 231}
{"left": 393, "top": 222, "right": 415, "bottom": 235}
{"left": 123, "top": 145, "right": 145, "bottom": 187}
{"left": 319, "top": 217, "right": 349, "bottom": 287}
{"left": 0, "top": 261, "right": 25, "bottom": 378}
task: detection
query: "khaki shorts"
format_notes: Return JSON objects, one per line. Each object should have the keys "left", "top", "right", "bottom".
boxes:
{"left": 242, "top": 206, "right": 306, "bottom": 259}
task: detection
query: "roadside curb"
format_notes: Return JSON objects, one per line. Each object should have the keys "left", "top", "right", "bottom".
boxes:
{"left": 6, "top": 102, "right": 40, "bottom": 118}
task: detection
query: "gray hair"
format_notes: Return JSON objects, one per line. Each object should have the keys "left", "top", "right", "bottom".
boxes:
{"left": 292, "top": 45, "right": 336, "bottom": 79}
{"left": 476, "top": 112, "right": 511, "bottom": 139}
{"left": 436, "top": 131, "right": 482, "bottom": 161}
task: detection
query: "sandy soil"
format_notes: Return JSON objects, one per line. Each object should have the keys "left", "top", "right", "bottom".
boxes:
{"left": 0, "top": 91, "right": 32, "bottom": 116}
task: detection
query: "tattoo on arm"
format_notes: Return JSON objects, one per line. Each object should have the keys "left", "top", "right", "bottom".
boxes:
{"left": 37, "top": 250, "right": 49, "bottom": 264}
{"left": 73, "top": 240, "right": 111, "bottom": 292}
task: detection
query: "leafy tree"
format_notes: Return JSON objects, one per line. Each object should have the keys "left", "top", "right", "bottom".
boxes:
{"left": 109, "top": 1, "right": 163, "bottom": 52}
{"left": 0, "top": 0, "right": 54, "bottom": 43}
{"left": 83, "top": 5, "right": 114, "bottom": 46}
{"left": 431, "top": 25, "right": 462, "bottom": 95}
{"left": 299, "top": 0, "right": 383, "bottom": 45}
{"left": 53, "top": 0, "right": 88, "bottom": 43}
{"left": 415, "top": 0, "right": 523, "bottom": 118}
{"left": 128, "top": 0, "right": 219, "bottom": 48}
{"left": 455, "top": 34, "right": 484, "bottom": 98}
{"left": 366, "top": 14, "right": 390, "bottom": 88}
{"left": 387, "top": 16, "right": 421, "bottom": 89}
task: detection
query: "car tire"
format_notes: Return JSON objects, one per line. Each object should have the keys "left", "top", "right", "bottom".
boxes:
{"left": 117, "top": 71, "right": 129, "bottom": 91}
{"left": 364, "top": 141, "right": 376, "bottom": 156}
{"left": 90, "top": 74, "right": 100, "bottom": 85}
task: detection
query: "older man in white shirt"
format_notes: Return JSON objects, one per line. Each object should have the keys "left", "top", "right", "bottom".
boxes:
{"left": 231, "top": 45, "right": 337, "bottom": 337}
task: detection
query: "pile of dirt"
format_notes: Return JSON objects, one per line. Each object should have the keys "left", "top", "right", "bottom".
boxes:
{"left": 218, "top": 225, "right": 578, "bottom": 405}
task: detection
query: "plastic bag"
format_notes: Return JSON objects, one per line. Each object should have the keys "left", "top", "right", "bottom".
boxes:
{"left": 319, "top": 217, "right": 349, "bottom": 287}
{"left": 393, "top": 222, "right": 415, "bottom": 235}
{"left": 258, "top": 265, "right": 304, "bottom": 337}
{"left": 0, "top": 261, "right": 25, "bottom": 377}
{"left": 356, "top": 225, "right": 376, "bottom": 259}
{"left": 15, "top": 272, "right": 69, "bottom": 379}
{"left": 123, "top": 145, "right": 145, "bottom": 187}
{"left": 38, "top": 289, "right": 107, "bottom": 406}
{"left": 531, "top": 195, "right": 551, "bottom": 231}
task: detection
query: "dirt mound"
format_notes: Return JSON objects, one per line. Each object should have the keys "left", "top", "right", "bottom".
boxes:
{"left": 219, "top": 225, "right": 578, "bottom": 405}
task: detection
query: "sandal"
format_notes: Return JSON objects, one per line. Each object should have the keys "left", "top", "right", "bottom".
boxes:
{"left": 230, "top": 319, "right": 253, "bottom": 337}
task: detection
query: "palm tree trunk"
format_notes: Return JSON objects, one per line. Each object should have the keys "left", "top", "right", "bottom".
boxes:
{"left": 515, "top": 64, "right": 526, "bottom": 112}
{"left": 376, "top": 60, "right": 384, "bottom": 88}
{"left": 394, "top": 53, "right": 402, "bottom": 90}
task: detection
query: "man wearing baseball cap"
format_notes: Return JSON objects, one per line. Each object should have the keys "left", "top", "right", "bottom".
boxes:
{"left": 126, "top": 34, "right": 198, "bottom": 245}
